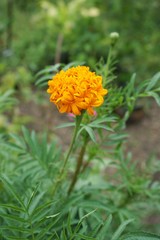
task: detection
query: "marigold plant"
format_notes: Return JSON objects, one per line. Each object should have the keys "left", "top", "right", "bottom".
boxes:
{"left": 47, "top": 66, "right": 108, "bottom": 115}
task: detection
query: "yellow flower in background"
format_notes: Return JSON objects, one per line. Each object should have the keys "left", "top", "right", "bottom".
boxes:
{"left": 47, "top": 66, "right": 108, "bottom": 115}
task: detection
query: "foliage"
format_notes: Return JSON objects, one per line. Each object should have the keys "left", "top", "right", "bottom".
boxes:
{"left": 1, "top": 57, "right": 160, "bottom": 238}
{"left": 0, "top": 90, "right": 17, "bottom": 113}
{"left": 0, "top": 0, "right": 160, "bottom": 80}
{"left": 0, "top": 1, "right": 160, "bottom": 238}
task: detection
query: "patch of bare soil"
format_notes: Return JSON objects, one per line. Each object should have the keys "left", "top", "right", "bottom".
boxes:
{"left": 19, "top": 99, "right": 73, "bottom": 148}
{"left": 18, "top": 98, "right": 160, "bottom": 227}
{"left": 19, "top": 98, "right": 160, "bottom": 161}
{"left": 125, "top": 100, "right": 160, "bottom": 161}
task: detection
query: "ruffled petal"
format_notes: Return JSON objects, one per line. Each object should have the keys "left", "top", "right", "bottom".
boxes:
{"left": 59, "top": 104, "right": 69, "bottom": 113}
{"left": 47, "top": 66, "right": 108, "bottom": 115}
{"left": 87, "top": 107, "right": 95, "bottom": 115}
{"left": 71, "top": 104, "right": 81, "bottom": 115}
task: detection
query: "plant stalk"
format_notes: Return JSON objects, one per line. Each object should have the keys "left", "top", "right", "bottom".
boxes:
{"left": 67, "top": 135, "right": 89, "bottom": 195}
{"left": 52, "top": 114, "right": 83, "bottom": 196}
{"left": 105, "top": 45, "right": 113, "bottom": 85}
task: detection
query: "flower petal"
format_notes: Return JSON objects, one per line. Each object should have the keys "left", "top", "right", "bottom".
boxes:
{"left": 47, "top": 66, "right": 108, "bottom": 115}
{"left": 71, "top": 104, "right": 81, "bottom": 115}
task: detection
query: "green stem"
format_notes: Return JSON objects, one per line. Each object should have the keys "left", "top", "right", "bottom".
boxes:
{"left": 52, "top": 114, "right": 83, "bottom": 196}
{"left": 80, "top": 157, "right": 91, "bottom": 174}
{"left": 105, "top": 45, "right": 113, "bottom": 85}
{"left": 67, "top": 135, "right": 89, "bottom": 195}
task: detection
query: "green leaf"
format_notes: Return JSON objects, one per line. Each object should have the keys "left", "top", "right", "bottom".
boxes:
{"left": 120, "top": 231, "right": 160, "bottom": 240}
{"left": 52, "top": 232, "right": 60, "bottom": 240}
{"left": 35, "top": 63, "right": 62, "bottom": 77}
{"left": 108, "top": 133, "right": 128, "bottom": 145}
{"left": 61, "top": 227, "right": 68, "bottom": 240}
{"left": 78, "top": 125, "right": 96, "bottom": 143}
{"left": 90, "top": 116, "right": 117, "bottom": 125}
{"left": 0, "top": 213, "right": 26, "bottom": 223}
{"left": 0, "top": 176, "right": 26, "bottom": 210}
{"left": 79, "top": 200, "right": 112, "bottom": 212}
{"left": 35, "top": 74, "right": 53, "bottom": 86}
{"left": 83, "top": 126, "right": 96, "bottom": 143}
{"left": 96, "top": 214, "right": 112, "bottom": 240}
{"left": 146, "top": 72, "right": 160, "bottom": 91}
{"left": 111, "top": 219, "right": 134, "bottom": 240}
{"left": 36, "top": 214, "right": 61, "bottom": 240}
{"left": 75, "top": 233, "right": 96, "bottom": 240}
{"left": 0, "top": 225, "right": 30, "bottom": 233}
{"left": 27, "top": 191, "right": 45, "bottom": 215}
{"left": 63, "top": 61, "right": 85, "bottom": 70}
{"left": 78, "top": 209, "right": 97, "bottom": 225}
{"left": 4, "top": 237, "right": 27, "bottom": 240}
{"left": 147, "top": 91, "right": 160, "bottom": 105}
{"left": 66, "top": 214, "right": 73, "bottom": 236}
{"left": 0, "top": 204, "right": 24, "bottom": 212}
{"left": 55, "top": 122, "right": 75, "bottom": 129}
{"left": 72, "top": 209, "right": 97, "bottom": 237}
{"left": 89, "top": 123, "right": 114, "bottom": 132}
{"left": 126, "top": 73, "right": 136, "bottom": 97}
{"left": 0, "top": 90, "right": 17, "bottom": 113}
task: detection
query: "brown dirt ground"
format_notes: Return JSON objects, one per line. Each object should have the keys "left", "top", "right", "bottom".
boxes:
{"left": 124, "top": 100, "right": 160, "bottom": 161}
{"left": 19, "top": 98, "right": 160, "bottom": 162}
{"left": 18, "top": 97, "right": 160, "bottom": 226}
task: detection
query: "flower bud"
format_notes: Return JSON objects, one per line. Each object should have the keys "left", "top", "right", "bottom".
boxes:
{"left": 109, "top": 32, "right": 119, "bottom": 46}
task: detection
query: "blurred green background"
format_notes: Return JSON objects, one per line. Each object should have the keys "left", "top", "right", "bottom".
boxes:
{"left": 0, "top": 0, "right": 160, "bottom": 89}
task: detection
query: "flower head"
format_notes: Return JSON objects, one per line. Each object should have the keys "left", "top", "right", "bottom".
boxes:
{"left": 47, "top": 66, "right": 108, "bottom": 115}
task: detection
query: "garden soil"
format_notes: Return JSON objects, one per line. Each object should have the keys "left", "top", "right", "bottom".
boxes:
{"left": 19, "top": 97, "right": 160, "bottom": 225}
{"left": 19, "top": 98, "right": 160, "bottom": 162}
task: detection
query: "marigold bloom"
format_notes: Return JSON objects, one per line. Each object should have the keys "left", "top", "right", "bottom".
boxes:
{"left": 47, "top": 66, "right": 108, "bottom": 115}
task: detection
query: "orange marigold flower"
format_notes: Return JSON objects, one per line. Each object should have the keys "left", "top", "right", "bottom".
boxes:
{"left": 47, "top": 66, "right": 108, "bottom": 115}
